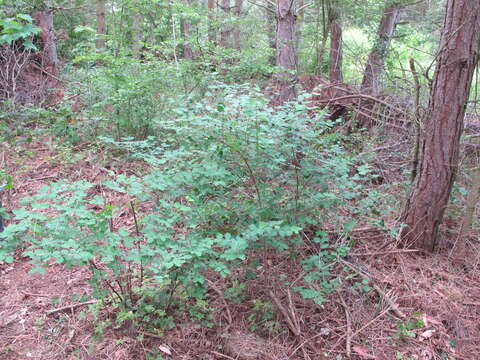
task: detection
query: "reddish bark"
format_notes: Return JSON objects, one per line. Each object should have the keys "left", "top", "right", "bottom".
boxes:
{"left": 96, "top": 0, "right": 107, "bottom": 50}
{"left": 360, "top": 3, "right": 400, "bottom": 94}
{"left": 400, "top": 0, "right": 480, "bottom": 252}
{"left": 208, "top": 0, "right": 216, "bottom": 43}
{"left": 267, "top": 6, "right": 277, "bottom": 66}
{"left": 357, "top": 2, "right": 401, "bottom": 128}
{"left": 33, "top": 11, "right": 59, "bottom": 75}
{"left": 233, "top": 0, "right": 243, "bottom": 50}
{"left": 32, "top": 11, "right": 63, "bottom": 103}
{"left": 132, "top": 12, "right": 143, "bottom": 57}
{"left": 273, "top": 0, "right": 297, "bottom": 104}
{"left": 328, "top": 7, "right": 342, "bottom": 83}
{"left": 182, "top": 0, "right": 194, "bottom": 59}
{"left": 220, "top": 0, "right": 231, "bottom": 47}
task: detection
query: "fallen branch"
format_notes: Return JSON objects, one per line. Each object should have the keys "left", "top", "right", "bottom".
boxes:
{"left": 339, "top": 259, "right": 406, "bottom": 319}
{"left": 22, "top": 291, "right": 51, "bottom": 297}
{"left": 211, "top": 350, "right": 236, "bottom": 360}
{"left": 46, "top": 300, "right": 97, "bottom": 315}
{"left": 349, "top": 249, "right": 420, "bottom": 257}
{"left": 269, "top": 290, "right": 301, "bottom": 336}
{"left": 137, "top": 330, "right": 164, "bottom": 340}
{"left": 337, "top": 292, "right": 352, "bottom": 358}
{"left": 314, "top": 92, "right": 405, "bottom": 114}
{"left": 207, "top": 279, "right": 233, "bottom": 326}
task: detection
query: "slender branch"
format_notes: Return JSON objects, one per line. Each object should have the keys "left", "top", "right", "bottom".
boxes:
{"left": 47, "top": 300, "right": 97, "bottom": 315}
{"left": 297, "top": 1, "right": 314, "bottom": 13}
{"left": 247, "top": 0, "right": 276, "bottom": 12}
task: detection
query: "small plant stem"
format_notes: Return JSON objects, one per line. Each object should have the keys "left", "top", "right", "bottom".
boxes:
{"left": 165, "top": 272, "right": 179, "bottom": 314}
{"left": 88, "top": 260, "right": 125, "bottom": 304}
{"left": 294, "top": 164, "right": 300, "bottom": 216}
{"left": 130, "top": 201, "right": 140, "bottom": 235}
{"left": 240, "top": 155, "right": 263, "bottom": 208}
{"left": 218, "top": 138, "right": 263, "bottom": 207}
{"left": 409, "top": 58, "right": 422, "bottom": 183}
{"left": 129, "top": 201, "right": 144, "bottom": 286}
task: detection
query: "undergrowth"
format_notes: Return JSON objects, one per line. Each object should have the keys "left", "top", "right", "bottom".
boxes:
{"left": 0, "top": 85, "right": 379, "bottom": 334}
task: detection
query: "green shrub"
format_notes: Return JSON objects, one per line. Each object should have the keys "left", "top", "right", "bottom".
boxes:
{"left": 0, "top": 86, "right": 375, "bottom": 330}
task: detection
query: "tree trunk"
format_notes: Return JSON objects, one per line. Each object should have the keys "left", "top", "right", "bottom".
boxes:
{"left": 267, "top": 6, "right": 277, "bottom": 66}
{"left": 33, "top": 11, "right": 59, "bottom": 75}
{"left": 181, "top": 0, "right": 194, "bottom": 59}
{"left": 182, "top": 23, "right": 194, "bottom": 60}
{"left": 328, "top": 6, "right": 342, "bottom": 83}
{"left": 360, "top": 3, "right": 400, "bottom": 94}
{"left": 400, "top": 0, "right": 480, "bottom": 252}
{"left": 314, "top": 0, "right": 329, "bottom": 75}
{"left": 296, "top": 0, "right": 304, "bottom": 51}
{"left": 208, "top": 0, "right": 216, "bottom": 43}
{"left": 220, "top": 0, "right": 231, "bottom": 47}
{"left": 451, "top": 165, "right": 480, "bottom": 261}
{"left": 96, "top": 0, "right": 107, "bottom": 50}
{"left": 32, "top": 11, "right": 63, "bottom": 103}
{"left": 132, "top": 12, "right": 143, "bottom": 57}
{"left": 273, "top": 0, "right": 297, "bottom": 105}
{"left": 233, "top": 0, "right": 243, "bottom": 50}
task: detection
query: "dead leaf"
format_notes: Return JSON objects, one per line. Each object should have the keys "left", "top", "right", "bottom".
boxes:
{"left": 352, "top": 345, "right": 377, "bottom": 359}
{"left": 420, "top": 329, "right": 435, "bottom": 339}
{"left": 158, "top": 344, "right": 172, "bottom": 356}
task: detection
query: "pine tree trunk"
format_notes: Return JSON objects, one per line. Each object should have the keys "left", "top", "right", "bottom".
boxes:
{"left": 132, "top": 12, "right": 143, "bottom": 57}
{"left": 220, "top": 0, "right": 231, "bottom": 47}
{"left": 182, "top": 0, "right": 194, "bottom": 59}
{"left": 314, "top": 0, "right": 329, "bottom": 75}
{"left": 273, "top": 0, "right": 297, "bottom": 105}
{"left": 233, "top": 0, "right": 243, "bottom": 50}
{"left": 208, "top": 0, "right": 216, "bottom": 43}
{"left": 96, "top": 0, "right": 107, "bottom": 50}
{"left": 400, "top": 0, "right": 480, "bottom": 252}
{"left": 267, "top": 6, "right": 277, "bottom": 66}
{"left": 33, "top": 11, "right": 59, "bottom": 74}
{"left": 328, "top": 6, "right": 342, "bottom": 83}
{"left": 360, "top": 3, "right": 400, "bottom": 94}
{"left": 32, "top": 11, "right": 63, "bottom": 103}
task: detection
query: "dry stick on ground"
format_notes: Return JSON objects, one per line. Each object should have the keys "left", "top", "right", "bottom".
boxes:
{"left": 210, "top": 350, "right": 237, "bottom": 360}
{"left": 329, "top": 305, "right": 391, "bottom": 354}
{"left": 206, "top": 279, "right": 233, "bottom": 326}
{"left": 349, "top": 249, "right": 420, "bottom": 257}
{"left": 339, "top": 258, "right": 406, "bottom": 319}
{"left": 136, "top": 330, "right": 164, "bottom": 340}
{"left": 46, "top": 300, "right": 97, "bottom": 315}
{"left": 337, "top": 292, "right": 352, "bottom": 358}
{"left": 269, "top": 290, "right": 300, "bottom": 336}
{"left": 21, "top": 291, "right": 51, "bottom": 297}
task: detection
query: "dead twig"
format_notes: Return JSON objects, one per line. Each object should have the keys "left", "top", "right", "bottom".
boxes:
{"left": 337, "top": 292, "right": 352, "bottom": 358}
{"left": 211, "top": 350, "right": 236, "bottom": 360}
{"left": 349, "top": 249, "right": 420, "bottom": 257}
{"left": 46, "top": 300, "right": 97, "bottom": 315}
{"left": 137, "top": 330, "right": 164, "bottom": 340}
{"left": 22, "top": 291, "right": 51, "bottom": 297}
{"left": 206, "top": 279, "right": 233, "bottom": 326}
{"left": 269, "top": 290, "right": 300, "bottom": 336}
{"left": 339, "top": 258, "right": 406, "bottom": 319}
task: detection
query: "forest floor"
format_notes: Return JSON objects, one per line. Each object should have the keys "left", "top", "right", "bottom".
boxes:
{"left": 0, "top": 135, "right": 479, "bottom": 360}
